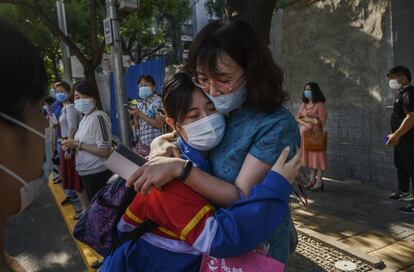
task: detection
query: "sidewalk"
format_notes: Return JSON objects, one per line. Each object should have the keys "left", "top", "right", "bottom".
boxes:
{"left": 5, "top": 184, "right": 85, "bottom": 272}
{"left": 48, "top": 179, "right": 102, "bottom": 271}
{"left": 291, "top": 178, "right": 414, "bottom": 271}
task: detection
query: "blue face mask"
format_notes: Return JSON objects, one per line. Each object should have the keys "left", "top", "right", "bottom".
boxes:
{"left": 139, "top": 86, "right": 153, "bottom": 99}
{"left": 304, "top": 90, "right": 313, "bottom": 99}
{"left": 55, "top": 92, "right": 68, "bottom": 102}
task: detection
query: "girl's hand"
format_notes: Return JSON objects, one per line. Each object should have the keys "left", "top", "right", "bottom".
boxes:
{"left": 126, "top": 156, "right": 185, "bottom": 194}
{"left": 62, "top": 139, "right": 78, "bottom": 150}
{"left": 149, "top": 133, "right": 181, "bottom": 159}
{"left": 271, "top": 146, "right": 301, "bottom": 184}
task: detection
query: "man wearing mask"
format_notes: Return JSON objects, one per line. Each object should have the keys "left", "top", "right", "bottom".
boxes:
{"left": 387, "top": 66, "right": 414, "bottom": 214}
{"left": 128, "top": 74, "right": 165, "bottom": 157}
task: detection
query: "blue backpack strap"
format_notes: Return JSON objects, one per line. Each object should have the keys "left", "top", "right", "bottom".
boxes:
{"left": 177, "top": 137, "right": 211, "bottom": 174}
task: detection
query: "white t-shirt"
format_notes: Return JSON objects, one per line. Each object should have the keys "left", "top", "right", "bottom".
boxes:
{"left": 59, "top": 104, "right": 81, "bottom": 138}
{"left": 74, "top": 110, "right": 112, "bottom": 176}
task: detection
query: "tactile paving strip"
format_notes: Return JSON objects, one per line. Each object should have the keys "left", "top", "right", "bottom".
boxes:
{"left": 287, "top": 234, "right": 375, "bottom": 271}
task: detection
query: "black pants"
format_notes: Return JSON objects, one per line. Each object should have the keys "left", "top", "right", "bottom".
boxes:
{"left": 394, "top": 143, "right": 414, "bottom": 193}
{"left": 80, "top": 170, "right": 112, "bottom": 201}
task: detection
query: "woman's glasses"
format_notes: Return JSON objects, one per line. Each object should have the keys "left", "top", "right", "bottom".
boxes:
{"left": 192, "top": 73, "right": 245, "bottom": 93}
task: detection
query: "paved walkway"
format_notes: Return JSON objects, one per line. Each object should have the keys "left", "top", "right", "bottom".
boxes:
{"left": 5, "top": 184, "right": 85, "bottom": 272}
{"left": 48, "top": 180, "right": 102, "bottom": 271}
{"left": 291, "top": 178, "right": 414, "bottom": 271}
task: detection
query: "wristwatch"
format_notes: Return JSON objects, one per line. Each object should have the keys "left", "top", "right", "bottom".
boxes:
{"left": 177, "top": 160, "right": 193, "bottom": 182}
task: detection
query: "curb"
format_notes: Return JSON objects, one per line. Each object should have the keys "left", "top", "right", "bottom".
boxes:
{"left": 296, "top": 226, "right": 387, "bottom": 270}
{"left": 48, "top": 178, "right": 102, "bottom": 271}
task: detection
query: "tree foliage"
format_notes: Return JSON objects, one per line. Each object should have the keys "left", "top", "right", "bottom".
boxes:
{"left": 121, "top": 0, "right": 191, "bottom": 63}
{"left": 0, "top": 0, "right": 190, "bottom": 83}
{"left": 0, "top": 3, "right": 62, "bottom": 81}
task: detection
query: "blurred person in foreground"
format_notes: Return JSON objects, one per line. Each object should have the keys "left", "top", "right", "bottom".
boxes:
{"left": 0, "top": 19, "right": 52, "bottom": 271}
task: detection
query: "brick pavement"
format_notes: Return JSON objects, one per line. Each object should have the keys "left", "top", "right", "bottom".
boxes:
{"left": 291, "top": 178, "right": 414, "bottom": 271}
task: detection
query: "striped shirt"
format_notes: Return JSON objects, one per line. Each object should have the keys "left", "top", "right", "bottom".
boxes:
{"left": 135, "top": 95, "right": 164, "bottom": 146}
{"left": 74, "top": 110, "right": 112, "bottom": 176}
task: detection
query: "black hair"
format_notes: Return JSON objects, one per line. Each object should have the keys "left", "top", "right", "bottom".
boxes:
{"left": 0, "top": 19, "right": 47, "bottom": 122}
{"left": 184, "top": 19, "right": 288, "bottom": 113}
{"left": 162, "top": 72, "right": 198, "bottom": 124}
{"left": 302, "top": 82, "right": 326, "bottom": 103}
{"left": 138, "top": 74, "right": 156, "bottom": 86}
{"left": 73, "top": 80, "right": 99, "bottom": 98}
{"left": 387, "top": 65, "right": 412, "bottom": 82}
{"left": 73, "top": 80, "right": 102, "bottom": 109}
{"left": 55, "top": 81, "right": 71, "bottom": 92}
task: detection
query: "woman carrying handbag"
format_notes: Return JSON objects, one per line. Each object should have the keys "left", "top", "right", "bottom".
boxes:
{"left": 297, "top": 82, "right": 328, "bottom": 191}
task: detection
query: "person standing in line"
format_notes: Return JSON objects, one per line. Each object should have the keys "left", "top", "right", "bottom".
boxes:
{"left": 128, "top": 75, "right": 165, "bottom": 157}
{"left": 386, "top": 66, "right": 414, "bottom": 214}
{"left": 296, "top": 82, "right": 328, "bottom": 191}
{"left": 54, "top": 81, "right": 86, "bottom": 212}
{"left": 62, "top": 81, "right": 113, "bottom": 217}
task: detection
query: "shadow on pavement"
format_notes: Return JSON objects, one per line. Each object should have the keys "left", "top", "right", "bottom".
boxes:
{"left": 5, "top": 187, "right": 85, "bottom": 272}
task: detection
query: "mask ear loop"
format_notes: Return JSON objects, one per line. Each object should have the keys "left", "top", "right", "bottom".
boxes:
{"left": 0, "top": 113, "right": 45, "bottom": 139}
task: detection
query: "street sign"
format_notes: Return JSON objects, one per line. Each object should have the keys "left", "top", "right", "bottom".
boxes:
{"left": 119, "top": 0, "right": 138, "bottom": 13}
{"left": 103, "top": 17, "right": 113, "bottom": 45}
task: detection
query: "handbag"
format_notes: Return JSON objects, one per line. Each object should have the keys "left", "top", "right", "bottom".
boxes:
{"left": 199, "top": 251, "right": 285, "bottom": 272}
{"left": 73, "top": 174, "right": 158, "bottom": 256}
{"left": 303, "top": 125, "right": 327, "bottom": 151}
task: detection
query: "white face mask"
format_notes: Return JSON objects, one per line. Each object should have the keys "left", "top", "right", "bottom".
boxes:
{"left": 389, "top": 79, "right": 401, "bottom": 90}
{"left": 206, "top": 83, "right": 247, "bottom": 114}
{"left": 0, "top": 113, "right": 52, "bottom": 213}
{"left": 75, "top": 98, "right": 95, "bottom": 114}
{"left": 182, "top": 113, "right": 226, "bottom": 151}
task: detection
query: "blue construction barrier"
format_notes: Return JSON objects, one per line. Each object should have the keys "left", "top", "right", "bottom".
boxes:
{"left": 110, "top": 57, "right": 166, "bottom": 138}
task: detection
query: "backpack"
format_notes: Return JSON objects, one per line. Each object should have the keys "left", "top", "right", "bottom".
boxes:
{"left": 73, "top": 174, "right": 157, "bottom": 256}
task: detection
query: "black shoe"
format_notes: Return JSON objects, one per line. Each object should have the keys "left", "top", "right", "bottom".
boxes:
{"left": 91, "top": 259, "right": 104, "bottom": 269}
{"left": 73, "top": 213, "right": 83, "bottom": 221}
{"left": 389, "top": 191, "right": 410, "bottom": 201}
{"left": 74, "top": 207, "right": 83, "bottom": 214}
{"left": 61, "top": 195, "right": 78, "bottom": 206}
{"left": 399, "top": 204, "right": 414, "bottom": 214}
{"left": 53, "top": 178, "right": 62, "bottom": 184}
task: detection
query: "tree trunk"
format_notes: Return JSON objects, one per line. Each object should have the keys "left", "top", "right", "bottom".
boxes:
{"left": 84, "top": 66, "right": 104, "bottom": 110}
{"left": 84, "top": 66, "right": 97, "bottom": 87}
{"left": 226, "top": 0, "right": 277, "bottom": 44}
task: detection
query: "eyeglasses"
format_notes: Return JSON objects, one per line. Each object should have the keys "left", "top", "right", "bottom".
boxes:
{"left": 192, "top": 72, "right": 245, "bottom": 93}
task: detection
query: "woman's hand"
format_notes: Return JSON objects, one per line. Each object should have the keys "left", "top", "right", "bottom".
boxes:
{"left": 62, "top": 139, "right": 78, "bottom": 150}
{"left": 271, "top": 146, "right": 301, "bottom": 184}
{"left": 126, "top": 156, "right": 185, "bottom": 194}
{"left": 304, "top": 123, "right": 313, "bottom": 130}
{"left": 148, "top": 133, "right": 181, "bottom": 159}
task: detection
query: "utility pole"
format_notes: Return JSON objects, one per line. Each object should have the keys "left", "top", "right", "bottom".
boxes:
{"left": 105, "top": 0, "right": 131, "bottom": 147}
{"left": 56, "top": 0, "right": 72, "bottom": 84}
